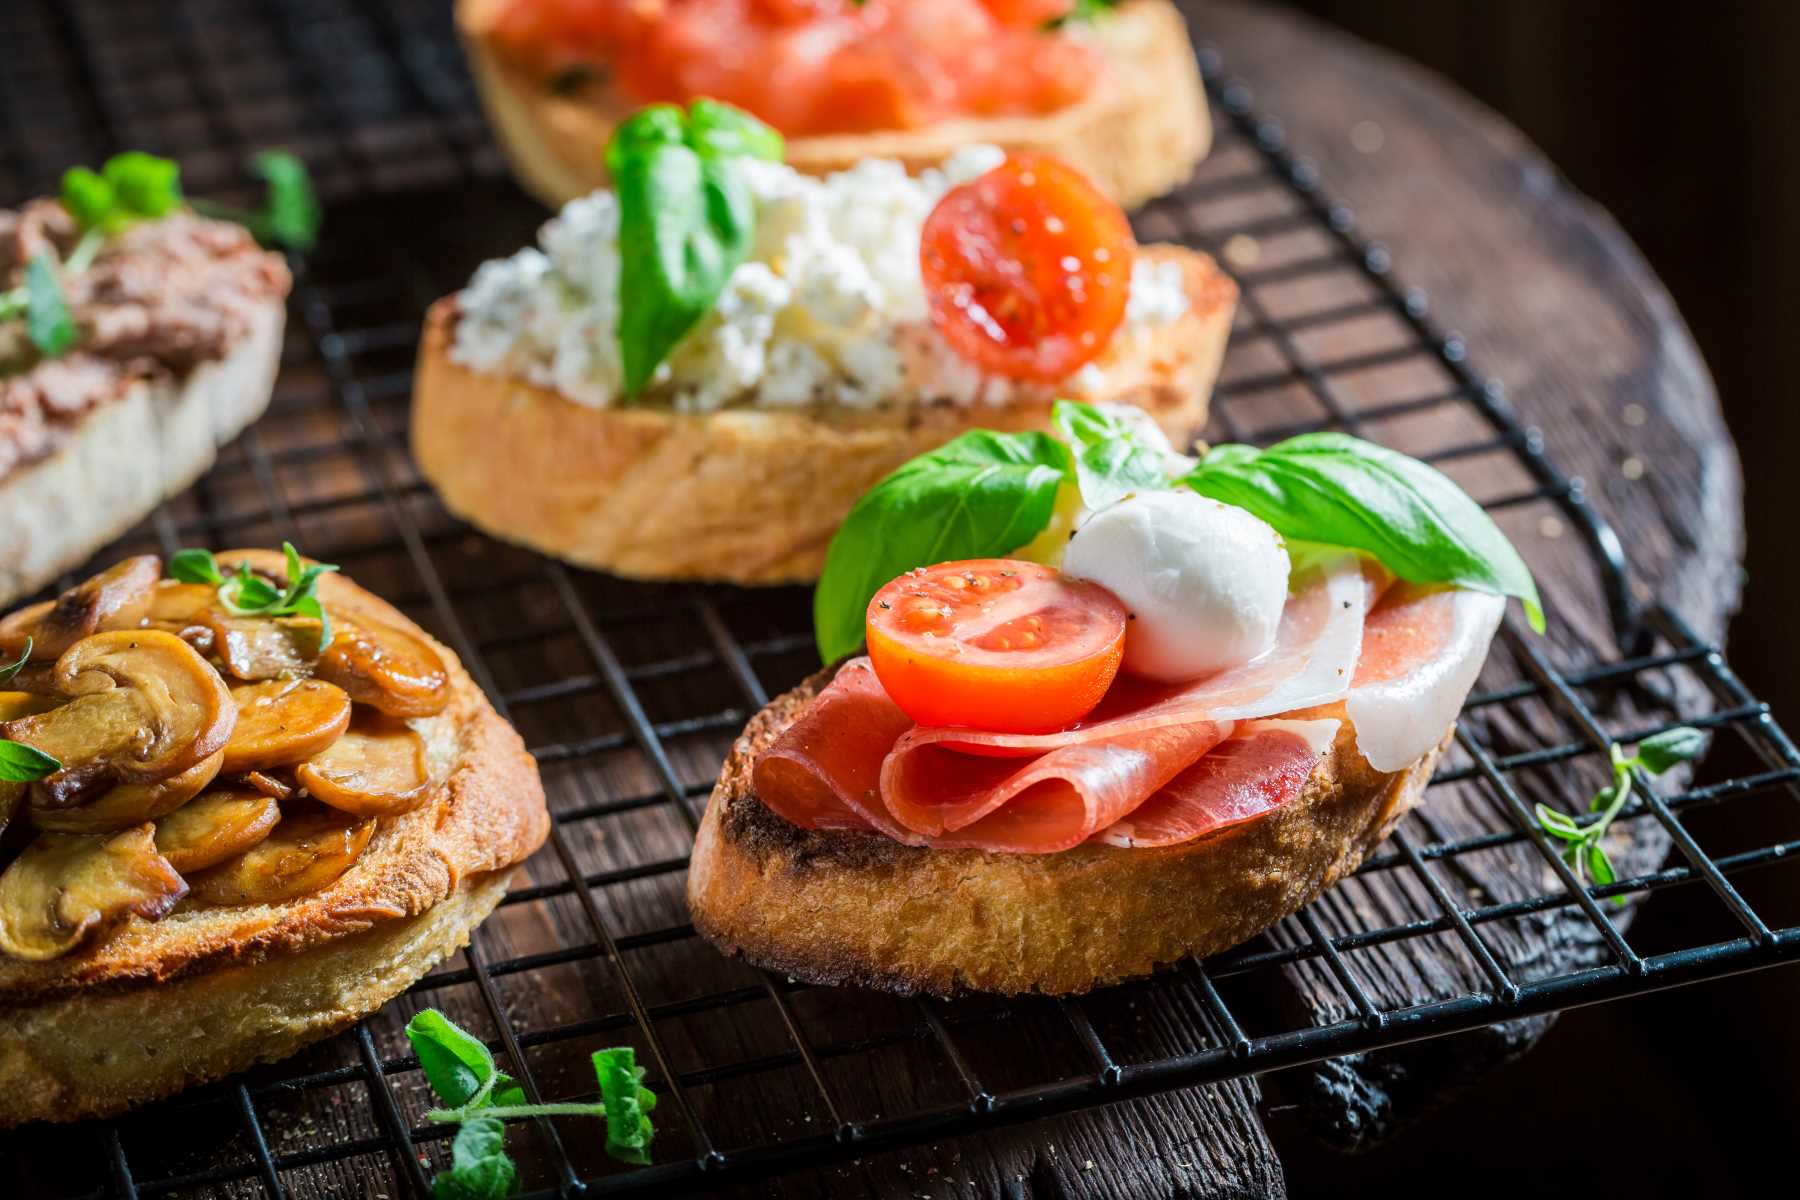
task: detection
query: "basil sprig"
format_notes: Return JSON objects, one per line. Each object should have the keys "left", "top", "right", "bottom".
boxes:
{"left": 0, "top": 639, "right": 60, "bottom": 784}
{"left": 1054, "top": 400, "right": 1182, "bottom": 511}
{"left": 814, "top": 429, "right": 1073, "bottom": 663}
{"left": 1181, "top": 432, "right": 1545, "bottom": 632}
{"left": 605, "top": 100, "right": 783, "bottom": 396}
{"left": 405, "top": 1007, "right": 657, "bottom": 1195}
{"left": 170, "top": 542, "right": 340, "bottom": 649}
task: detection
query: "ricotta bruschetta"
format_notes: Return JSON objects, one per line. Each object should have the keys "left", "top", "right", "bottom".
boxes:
{"left": 458, "top": 0, "right": 1211, "bottom": 209}
{"left": 0, "top": 155, "right": 299, "bottom": 608}
{"left": 413, "top": 103, "right": 1236, "bottom": 584}
{"left": 0, "top": 548, "right": 548, "bottom": 1125}
{"left": 688, "top": 404, "right": 1540, "bottom": 995}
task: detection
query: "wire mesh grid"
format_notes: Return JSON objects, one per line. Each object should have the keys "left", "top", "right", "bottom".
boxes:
{"left": 1, "top": 1, "right": 1797, "bottom": 1196}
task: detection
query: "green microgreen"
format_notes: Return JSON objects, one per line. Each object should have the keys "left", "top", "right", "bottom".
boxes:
{"left": 0, "top": 638, "right": 58, "bottom": 783}
{"left": 1534, "top": 726, "right": 1708, "bottom": 904}
{"left": 168, "top": 542, "right": 339, "bottom": 649}
{"left": 193, "top": 150, "right": 322, "bottom": 253}
{"left": 405, "top": 1008, "right": 656, "bottom": 1196}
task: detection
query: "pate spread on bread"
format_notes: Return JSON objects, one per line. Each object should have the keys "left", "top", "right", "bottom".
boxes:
{"left": 0, "top": 154, "right": 299, "bottom": 607}
{"left": 688, "top": 406, "right": 1538, "bottom": 995}
{"left": 457, "top": 0, "right": 1211, "bottom": 209}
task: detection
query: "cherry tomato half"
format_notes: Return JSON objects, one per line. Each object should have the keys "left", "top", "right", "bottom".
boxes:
{"left": 866, "top": 559, "right": 1128, "bottom": 733}
{"left": 920, "top": 153, "right": 1135, "bottom": 381}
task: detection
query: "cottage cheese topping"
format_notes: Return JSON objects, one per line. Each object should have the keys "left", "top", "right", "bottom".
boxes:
{"left": 450, "top": 147, "right": 1192, "bottom": 413}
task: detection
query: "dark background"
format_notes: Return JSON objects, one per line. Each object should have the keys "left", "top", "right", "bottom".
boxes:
{"left": 1268, "top": 2, "right": 1795, "bottom": 1194}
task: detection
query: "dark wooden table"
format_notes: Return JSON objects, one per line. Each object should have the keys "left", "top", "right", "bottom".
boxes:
{"left": 750, "top": 2, "right": 1743, "bottom": 1195}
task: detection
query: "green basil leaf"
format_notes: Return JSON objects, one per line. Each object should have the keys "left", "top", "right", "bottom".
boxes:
{"left": 611, "top": 139, "right": 756, "bottom": 396}
{"left": 1585, "top": 842, "right": 1617, "bottom": 887}
{"left": 0, "top": 740, "right": 60, "bottom": 783}
{"left": 685, "top": 98, "right": 784, "bottom": 162}
{"left": 102, "top": 151, "right": 182, "bottom": 220}
{"left": 594, "top": 1048, "right": 656, "bottom": 1166}
{"left": 1052, "top": 400, "right": 1179, "bottom": 511}
{"left": 0, "top": 637, "right": 31, "bottom": 686}
{"left": 169, "top": 548, "right": 225, "bottom": 586}
{"left": 1633, "top": 726, "right": 1707, "bottom": 775}
{"left": 25, "top": 253, "right": 76, "bottom": 356}
{"left": 406, "top": 1010, "right": 499, "bottom": 1109}
{"left": 604, "top": 104, "right": 688, "bottom": 173}
{"left": 220, "top": 566, "right": 281, "bottom": 614}
{"left": 813, "top": 429, "right": 1073, "bottom": 663}
{"left": 250, "top": 150, "right": 320, "bottom": 253}
{"left": 431, "top": 1116, "right": 517, "bottom": 1200}
{"left": 1180, "top": 432, "right": 1544, "bottom": 632}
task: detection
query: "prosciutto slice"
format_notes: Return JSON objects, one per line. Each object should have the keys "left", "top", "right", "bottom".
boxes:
{"left": 1093, "top": 718, "right": 1341, "bottom": 848}
{"left": 1346, "top": 583, "right": 1505, "bottom": 771}
{"left": 750, "top": 658, "right": 915, "bottom": 837}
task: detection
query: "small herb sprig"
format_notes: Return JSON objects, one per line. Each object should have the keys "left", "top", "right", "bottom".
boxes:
{"left": 1535, "top": 726, "right": 1707, "bottom": 903}
{"left": 0, "top": 639, "right": 60, "bottom": 784}
{"left": 2, "top": 150, "right": 319, "bottom": 359}
{"left": 170, "top": 542, "right": 340, "bottom": 649}
{"left": 406, "top": 1009, "right": 657, "bottom": 1197}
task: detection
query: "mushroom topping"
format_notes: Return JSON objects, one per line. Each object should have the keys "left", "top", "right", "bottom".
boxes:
{"left": 0, "top": 692, "right": 58, "bottom": 721}
{"left": 296, "top": 715, "right": 430, "bottom": 817}
{"left": 0, "top": 825, "right": 187, "bottom": 961}
{"left": 145, "top": 582, "right": 220, "bottom": 653}
{"left": 222, "top": 679, "right": 353, "bottom": 774}
{"left": 241, "top": 770, "right": 297, "bottom": 801}
{"left": 6, "top": 557, "right": 162, "bottom": 660}
{"left": 0, "top": 602, "right": 51, "bottom": 657}
{"left": 29, "top": 751, "right": 225, "bottom": 834}
{"left": 1, "top": 631, "right": 236, "bottom": 806}
{"left": 0, "top": 784, "right": 18, "bottom": 840}
{"left": 316, "top": 620, "right": 450, "bottom": 718}
{"left": 208, "top": 613, "right": 325, "bottom": 681}
{"left": 153, "top": 784, "right": 281, "bottom": 874}
{"left": 187, "top": 805, "right": 374, "bottom": 906}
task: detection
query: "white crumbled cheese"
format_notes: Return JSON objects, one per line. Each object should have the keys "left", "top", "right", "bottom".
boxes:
{"left": 449, "top": 147, "right": 1189, "bottom": 412}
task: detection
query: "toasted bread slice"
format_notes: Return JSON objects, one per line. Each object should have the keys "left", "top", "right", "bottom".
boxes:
{"left": 687, "top": 665, "right": 1447, "bottom": 997}
{"left": 0, "top": 550, "right": 549, "bottom": 1126}
{"left": 457, "top": 0, "right": 1211, "bottom": 209}
{"left": 412, "top": 244, "right": 1235, "bottom": 585}
{"left": 0, "top": 301, "right": 285, "bottom": 608}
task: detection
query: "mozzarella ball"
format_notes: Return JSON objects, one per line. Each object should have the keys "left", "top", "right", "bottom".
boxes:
{"left": 1062, "top": 491, "right": 1289, "bottom": 681}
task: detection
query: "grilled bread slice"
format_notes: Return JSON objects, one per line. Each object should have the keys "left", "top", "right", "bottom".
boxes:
{"left": 687, "top": 664, "right": 1447, "bottom": 997}
{"left": 0, "top": 550, "right": 549, "bottom": 1126}
{"left": 412, "top": 244, "right": 1235, "bottom": 586}
{"left": 456, "top": 0, "right": 1211, "bottom": 209}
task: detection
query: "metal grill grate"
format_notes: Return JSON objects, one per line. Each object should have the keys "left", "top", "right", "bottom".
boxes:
{"left": 2, "top": 2, "right": 1797, "bottom": 1197}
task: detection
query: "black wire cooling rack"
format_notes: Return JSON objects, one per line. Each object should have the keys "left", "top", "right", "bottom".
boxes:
{"left": 2, "top": 1, "right": 1798, "bottom": 1197}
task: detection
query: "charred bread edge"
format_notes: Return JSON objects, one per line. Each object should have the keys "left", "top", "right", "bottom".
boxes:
{"left": 0, "top": 301, "right": 286, "bottom": 607}
{"left": 455, "top": 0, "right": 1211, "bottom": 209}
{"left": 0, "top": 871, "right": 511, "bottom": 1126}
{"left": 687, "top": 664, "right": 1449, "bottom": 997}
{"left": 0, "top": 550, "right": 549, "bottom": 1008}
{"left": 410, "top": 245, "right": 1233, "bottom": 586}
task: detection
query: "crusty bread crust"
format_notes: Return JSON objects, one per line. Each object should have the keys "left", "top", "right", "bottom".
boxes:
{"left": 457, "top": 0, "right": 1211, "bottom": 210}
{"left": 411, "top": 244, "right": 1234, "bottom": 585}
{"left": 0, "top": 301, "right": 285, "bottom": 607}
{"left": 0, "top": 550, "right": 549, "bottom": 1125}
{"left": 687, "top": 666, "right": 1448, "bottom": 996}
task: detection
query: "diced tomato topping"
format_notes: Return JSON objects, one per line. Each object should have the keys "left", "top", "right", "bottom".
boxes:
{"left": 866, "top": 559, "right": 1128, "bottom": 733}
{"left": 920, "top": 153, "right": 1135, "bottom": 380}
{"left": 486, "top": 0, "right": 1103, "bottom": 136}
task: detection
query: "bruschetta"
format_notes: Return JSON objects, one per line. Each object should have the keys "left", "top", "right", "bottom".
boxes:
{"left": 413, "top": 107, "right": 1236, "bottom": 584}
{"left": 457, "top": 0, "right": 1211, "bottom": 209}
{"left": 688, "top": 405, "right": 1539, "bottom": 995}
{"left": 0, "top": 179, "right": 291, "bottom": 608}
{"left": 0, "top": 549, "right": 548, "bottom": 1125}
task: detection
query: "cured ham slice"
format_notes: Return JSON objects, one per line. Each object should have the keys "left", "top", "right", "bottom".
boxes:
{"left": 1093, "top": 718, "right": 1341, "bottom": 848}
{"left": 750, "top": 659, "right": 914, "bottom": 837}
{"left": 877, "top": 551, "right": 1368, "bottom": 849}
{"left": 1346, "top": 583, "right": 1505, "bottom": 772}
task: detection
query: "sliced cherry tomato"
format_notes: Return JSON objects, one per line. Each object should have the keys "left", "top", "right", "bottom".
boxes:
{"left": 866, "top": 559, "right": 1127, "bottom": 733}
{"left": 920, "top": 152, "right": 1135, "bottom": 381}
